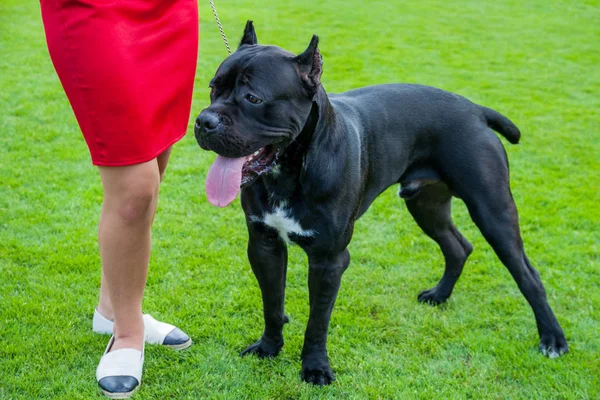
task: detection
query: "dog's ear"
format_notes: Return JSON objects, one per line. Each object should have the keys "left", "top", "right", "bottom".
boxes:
{"left": 239, "top": 20, "right": 258, "bottom": 47}
{"left": 295, "top": 35, "right": 322, "bottom": 92}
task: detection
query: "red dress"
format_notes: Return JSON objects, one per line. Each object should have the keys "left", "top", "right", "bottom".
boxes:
{"left": 41, "top": 0, "right": 198, "bottom": 166}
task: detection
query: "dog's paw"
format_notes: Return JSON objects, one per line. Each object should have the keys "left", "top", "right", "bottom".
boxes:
{"left": 417, "top": 287, "right": 449, "bottom": 305}
{"left": 301, "top": 366, "right": 335, "bottom": 386}
{"left": 301, "top": 354, "right": 335, "bottom": 386}
{"left": 539, "top": 332, "right": 569, "bottom": 358}
{"left": 241, "top": 336, "right": 283, "bottom": 358}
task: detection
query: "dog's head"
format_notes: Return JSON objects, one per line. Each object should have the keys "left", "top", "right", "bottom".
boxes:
{"left": 195, "top": 21, "right": 323, "bottom": 207}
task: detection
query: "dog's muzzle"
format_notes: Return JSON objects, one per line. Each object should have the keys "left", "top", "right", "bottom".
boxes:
{"left": 194, "top": 110, "right": 222, "bottom": 150}
{"left": 195, "top": 110, "right": 220, "bottom": 135}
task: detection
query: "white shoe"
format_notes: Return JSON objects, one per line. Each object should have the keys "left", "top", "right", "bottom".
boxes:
{"left": 93, "top": 309, "right": 192, "bottom": 350}
{"left": 96, "top": 336, "right": 144, "bottom": 399}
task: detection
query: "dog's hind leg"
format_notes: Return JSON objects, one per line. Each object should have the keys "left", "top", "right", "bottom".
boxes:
{"left": 241, "top": 223, "right": 289, "bottom": 358}
{"left": 444, "top": 134, "right": 568, "bottom": 357}
{"left": 403, "top": 181, "right": 473, "bottom": 304}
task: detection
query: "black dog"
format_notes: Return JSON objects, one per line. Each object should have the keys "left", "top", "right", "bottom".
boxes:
{"left": 195, "top": 21, "right": 568, "bottom": 385}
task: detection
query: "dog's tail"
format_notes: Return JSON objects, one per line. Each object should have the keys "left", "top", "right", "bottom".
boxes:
{"left": 479, "top": 106, "right": 521, "bottom": 144}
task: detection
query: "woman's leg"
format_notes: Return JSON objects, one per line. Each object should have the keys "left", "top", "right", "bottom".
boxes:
{"left": 97, "top": 157, "right": 161, "bottom": 351}
{"left": 157, "top": 146, "right": 173, "bottom": 181}
{"left": 96, "top": 147, "right": 173, "bottom": 322}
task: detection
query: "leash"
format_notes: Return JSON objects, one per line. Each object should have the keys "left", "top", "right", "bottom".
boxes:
{"left": 208, "top": 0, "right": 232, "bottom": 55}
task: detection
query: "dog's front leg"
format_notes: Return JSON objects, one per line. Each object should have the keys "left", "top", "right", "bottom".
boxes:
{"left": 241, "top": 224, "right": 289, "bottom": 358}
{"left": 301, "top": 249, "right": 351, "bottom": 385}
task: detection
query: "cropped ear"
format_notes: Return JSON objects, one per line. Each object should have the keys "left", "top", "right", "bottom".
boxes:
{"left": 239, "top": 20, "right": 258, "bottom": 47}
{"left": 295, "top": 35, "right": 323, "bottom": 92}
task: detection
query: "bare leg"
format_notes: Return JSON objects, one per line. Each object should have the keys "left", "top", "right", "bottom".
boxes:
{"left": 157, "top": 146, "right": 173, "bottom": 182}
{"left": 97, "top": 147, "right": 172, "bottom": 321}
{"left": 97, "top": 157, "right": 161, "bottom": 351}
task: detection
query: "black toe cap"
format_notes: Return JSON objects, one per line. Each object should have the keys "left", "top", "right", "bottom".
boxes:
{"left": 98, "top": 376, "right": 139, "bottom": 394}
{"left": 163, "top": 328, "right": 190, "bottom": 346}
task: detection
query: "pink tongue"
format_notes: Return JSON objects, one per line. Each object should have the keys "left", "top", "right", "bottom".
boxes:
{"left": 206, "top": 155, "right": 248, "bottom": 207}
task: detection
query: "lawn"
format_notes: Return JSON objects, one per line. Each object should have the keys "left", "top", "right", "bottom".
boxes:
{"left": 1, "top": 0, "right": 599, "bottom": 398}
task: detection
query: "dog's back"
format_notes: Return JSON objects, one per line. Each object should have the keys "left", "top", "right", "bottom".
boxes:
{"left": 331, "top": 83, "right": 520, "bottom": 145}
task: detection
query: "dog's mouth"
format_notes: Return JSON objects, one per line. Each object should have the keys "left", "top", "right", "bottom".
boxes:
{"left": 241, "top": 145, "right": 278, "bottom": 188}
{"left": 205, "top": 144, "right": 280, "bottom": 208}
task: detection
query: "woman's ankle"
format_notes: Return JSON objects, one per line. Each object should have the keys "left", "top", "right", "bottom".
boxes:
{"left": 111, "top": 333, "right": 144, "bottom": 352}
{"left": 96, "top": 304, "right": 114, "bottom": 321}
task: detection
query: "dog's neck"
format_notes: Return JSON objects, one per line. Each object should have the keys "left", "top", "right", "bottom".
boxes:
{"left": 283, "top": 86, "right": 334, "bottom": 152}
{"left": 262, "top": 86, "right": 337, "bottom": 201}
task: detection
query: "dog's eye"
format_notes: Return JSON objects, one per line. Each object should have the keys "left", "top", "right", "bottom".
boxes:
{"left": 209, "top": 86, "right": 215, "bottom": 96}
{"left": 245, "top": 94, "right": 263, "bottom": 104}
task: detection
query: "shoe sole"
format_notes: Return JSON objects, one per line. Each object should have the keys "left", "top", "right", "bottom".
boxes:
{"left": 164, "top": 338, "right": 192, "bottom": 351}
{"left": 94, "top": 332, "right": 193, "bottom": 351}
{"left": 101, "top": 385, "right": 139, "bottom": 399}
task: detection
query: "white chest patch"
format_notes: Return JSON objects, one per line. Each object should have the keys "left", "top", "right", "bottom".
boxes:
{"left": 258, "top": 204, "right": 315, "bottom": 243}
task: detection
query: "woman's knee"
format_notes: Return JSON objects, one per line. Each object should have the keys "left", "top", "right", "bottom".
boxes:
{"left": 115, "top": 185, "right": 158, "bottom": 223}
{"left": 100, "top": 162, "right": 160, "bottom": 224}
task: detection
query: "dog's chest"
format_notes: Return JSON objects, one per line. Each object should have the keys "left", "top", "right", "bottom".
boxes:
{"left": 253, "top": 202, "right": 314, "bottom": 243}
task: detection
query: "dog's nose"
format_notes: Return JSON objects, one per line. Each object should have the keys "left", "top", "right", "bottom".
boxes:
{"left": 196, "top": 111, "right": 220, "bottom": 133}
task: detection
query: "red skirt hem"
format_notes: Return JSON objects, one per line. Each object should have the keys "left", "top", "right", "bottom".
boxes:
{"left": 91, "top": 129, "right": 187, "bottom": 167}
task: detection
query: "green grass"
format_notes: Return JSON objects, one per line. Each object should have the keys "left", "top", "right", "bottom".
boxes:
{"left": 1, "top": 0, "right": 599, "bottom": 398}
